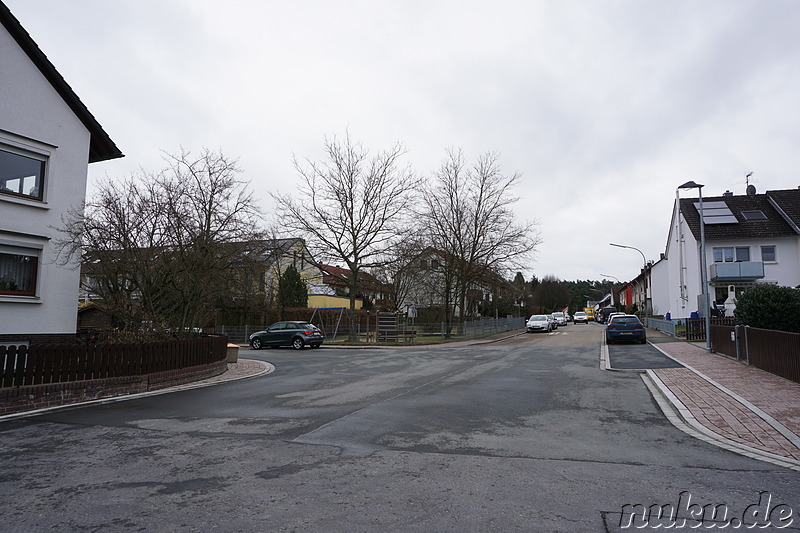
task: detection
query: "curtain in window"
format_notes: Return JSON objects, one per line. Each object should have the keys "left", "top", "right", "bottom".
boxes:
{"left": 0, "top": 252, "right": 37, "bottom": 294}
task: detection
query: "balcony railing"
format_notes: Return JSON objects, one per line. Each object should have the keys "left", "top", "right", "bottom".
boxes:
{"left": 710, "top": 261, "right": 764, "bottom": 281}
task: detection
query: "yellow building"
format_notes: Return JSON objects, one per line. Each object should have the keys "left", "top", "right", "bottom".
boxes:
{"left": 308, "top": 294, "right": 363, "bottom": 310}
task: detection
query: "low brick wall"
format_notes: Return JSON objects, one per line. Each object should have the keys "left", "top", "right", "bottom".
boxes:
{"left": 0, "top": 359, "right": 227, "bottom": 416}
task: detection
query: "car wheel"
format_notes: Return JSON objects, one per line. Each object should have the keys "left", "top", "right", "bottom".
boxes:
{"left": 292, "top": 337, "right": 305, "bottom": 350}
{"left": 251, "top": 337, "right": 262, "bottom": 350}
{"left": 640, "top": 338, "right": 647, "bottom": 344}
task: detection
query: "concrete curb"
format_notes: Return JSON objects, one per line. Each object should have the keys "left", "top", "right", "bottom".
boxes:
{"left": 0, "top": 359, "right": 274, "bottom": 422}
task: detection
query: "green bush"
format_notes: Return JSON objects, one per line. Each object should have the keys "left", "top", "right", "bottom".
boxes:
{"left": 734, "top": 284, "right": 800, "bottom": 333}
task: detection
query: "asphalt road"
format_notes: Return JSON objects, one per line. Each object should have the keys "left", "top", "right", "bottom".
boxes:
{"left": 1, "top": 323, "right": 797, "bottom": 532}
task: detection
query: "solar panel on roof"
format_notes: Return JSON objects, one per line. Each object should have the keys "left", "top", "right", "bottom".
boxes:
{"left": 694, "top": 201, "right": 738, "bottom": 224}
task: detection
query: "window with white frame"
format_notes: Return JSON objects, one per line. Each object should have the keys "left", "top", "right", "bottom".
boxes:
{"left": 761, "top": 245, "right": 777, "bottom": 262}
{"left": 0, "top": 245, "right": 40, "bottom": 296}
{"left": 713, "top": 246, "right": 750, "bottom": 263}
{"left": 0, "top": 145, "right": 47, "bottom": 201}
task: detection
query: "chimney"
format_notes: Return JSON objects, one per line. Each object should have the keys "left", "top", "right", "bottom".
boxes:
{"left": 723, "top": 190, "right": 733, "bottom": 197}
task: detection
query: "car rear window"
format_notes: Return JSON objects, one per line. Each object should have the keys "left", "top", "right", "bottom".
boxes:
{"left": 611, "top": 317, "right": 641, "bottom": 325}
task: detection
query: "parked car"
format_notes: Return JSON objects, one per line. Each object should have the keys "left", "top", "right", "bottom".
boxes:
{"left": 606, "top": 312, "right": 625, "bottom": 324}
{"left": 573, "top": 311, "right": 588, "bottom": 324}
{"left": 605, "top": 315, "right": 646, "bottom": 344}
{"left": 552, "top": 312, "right": 568, "bottom": 326}
{"left": 526, "top": 314, "right": 552, "bottom": 333}
{"left": 547, "top": 314, "right": 558, "bottom": 330}
{"left": 249, "top": 321, "right": 324, "bottom": 350}
{"left": 598, "top": 307, "right": 618, "bottom": 323}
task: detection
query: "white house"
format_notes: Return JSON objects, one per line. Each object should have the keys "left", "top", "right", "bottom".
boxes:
{"left": 652, "top": 185, "right": 800, "bottom": 318}
{"left": 0, "top": 2, "right": 122, "bottom": 344}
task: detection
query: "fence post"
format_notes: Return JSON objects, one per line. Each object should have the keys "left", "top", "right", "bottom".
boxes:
{"left": 734, "top": 324, "right": 740, "bottom": 361}
{"left": 744, "top": 326, "right": 750, "bottom": 365}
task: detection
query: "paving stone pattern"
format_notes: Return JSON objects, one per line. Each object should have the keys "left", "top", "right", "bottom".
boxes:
{"left": 652, "top": 340, "right": 800, "bottom": 461}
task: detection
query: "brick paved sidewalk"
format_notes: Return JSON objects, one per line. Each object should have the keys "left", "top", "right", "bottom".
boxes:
{"left": 649, "top": 339, "right": 800, "bottom": 462}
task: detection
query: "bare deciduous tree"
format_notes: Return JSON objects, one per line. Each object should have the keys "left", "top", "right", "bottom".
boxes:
{"left": 56, "top": 148, "right": 265, "bottom": 335}
{"left": 272, "top": 133, "right": 417, "bottom": 341}
{"left": 418, "top": 148, "right": 541, "bottom": 332}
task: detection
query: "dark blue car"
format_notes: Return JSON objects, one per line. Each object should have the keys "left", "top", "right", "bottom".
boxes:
{"left": 605, "top": 315, "right": 646, "bottom": 344}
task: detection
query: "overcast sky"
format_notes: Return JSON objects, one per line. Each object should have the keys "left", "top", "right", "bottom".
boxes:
{"left": 7, "top": 0, "right": 800, "bottom": 284}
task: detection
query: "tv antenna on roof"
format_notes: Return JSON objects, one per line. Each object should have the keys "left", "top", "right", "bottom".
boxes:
{"left": 745, "top": 171, "right": 756, "bottom": 195}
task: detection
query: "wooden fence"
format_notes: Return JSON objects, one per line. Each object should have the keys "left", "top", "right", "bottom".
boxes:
{"left": 1, "top": 336, "right": 228, "bottom": 388}
{"left": 710, "top": 325, "right": 800, "bottom": 384}
{"left": 685, "top": 317, "right": 736, "bottom": 341}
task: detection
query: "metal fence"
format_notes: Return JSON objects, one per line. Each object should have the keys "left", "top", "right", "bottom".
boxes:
{"left": 218, "top": 316, "right": 526, "bottom": 345}
{"left": 645, "top": 317, "right": 677, "bottom": 336}
{"left": 1, "top": 336, "right": 228, "bottom": 388}
{"left": 645, "top": 316, "right": 743, "bottom": 341}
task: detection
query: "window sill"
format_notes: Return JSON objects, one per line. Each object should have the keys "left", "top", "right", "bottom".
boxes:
{"left": 0, "top": 194, "right": 50, "bottom": 210}
{"left": 0, "top": 295, "right": 42, "bottom": 304}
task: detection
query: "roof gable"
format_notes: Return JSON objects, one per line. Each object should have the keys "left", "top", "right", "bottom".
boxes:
{"left": 0, "top": 1, "right": 123, "bottom": 163}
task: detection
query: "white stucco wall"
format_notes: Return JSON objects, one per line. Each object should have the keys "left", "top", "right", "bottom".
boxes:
{"left": 759, "top": 236, "right": 800, "bottom": 287}
{"left": 659, "top": 207, "right": 710, "bottom": 318}
{"left": 648, "top": 258, "right": 669, "bottom": 317}
{"left": 0, "top": 24, "right": 92, "bottom": 336}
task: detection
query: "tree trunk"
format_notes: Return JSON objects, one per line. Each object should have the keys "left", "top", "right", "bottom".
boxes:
{"left": 348, "top": 276, "right": 359, "bottom": 342}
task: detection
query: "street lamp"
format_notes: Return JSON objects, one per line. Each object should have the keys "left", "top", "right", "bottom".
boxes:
{"left": 609, "top": 243, "right": 649, "bottom": 319}
{"left": 600, "top": 274, "right": 620, "bottom": 306}
{"left": 678, "top": 180, "right": 712, "bottom": 353}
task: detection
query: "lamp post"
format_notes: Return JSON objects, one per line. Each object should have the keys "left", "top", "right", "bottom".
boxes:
{"left": 678, "top": 180, "right": 712, "bottom": 353}
{"left": 609, "top": 243, "right": 649, "bottom": 319}
{"left": 600, "top": 274, "right": 620, "bottom": 306}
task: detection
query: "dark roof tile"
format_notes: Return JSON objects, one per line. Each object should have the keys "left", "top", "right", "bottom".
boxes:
{"left": 680, "top": 189, "right": 799, "bottom": 241}
{"left": 766, "top": 188, "right": 800, "bottom": 233}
